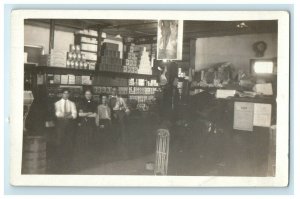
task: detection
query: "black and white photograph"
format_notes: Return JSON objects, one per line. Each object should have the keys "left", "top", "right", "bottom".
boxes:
{"left": 10, "top": 10, "right": 289, "bottom": 187}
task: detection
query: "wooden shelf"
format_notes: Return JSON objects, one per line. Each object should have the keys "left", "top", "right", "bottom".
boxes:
{"left": 80, "top": 49, "right": 98, "bottom": 53}
{"left": 128, "top": 93, "right": 155, "bottom": 96}
{"left": 128, "top": 85, "right": 159, "bottom": 88}
{"left": 35, "top": 66, "right": 95, "bottom": 75}
{"left": 26, "top": 65, "right": 157, "bottom": 79}
{"left": 85, "top": 59, "right": 97, "bottom": 62}
{"left": 48, "top": 84, "right": 86, "bottom": 87}
{"left": 79, "top": 41, "right": 98, "bottom": 45}
{"left": 74, "top": 33, "right": 98, "bottom": 39}
{"left": 95, "top": 70, "right": 156, "bottom": 79}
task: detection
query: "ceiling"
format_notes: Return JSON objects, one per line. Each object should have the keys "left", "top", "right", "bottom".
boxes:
{"left": 26, "top": 19, "right": 278, "bottom": 39}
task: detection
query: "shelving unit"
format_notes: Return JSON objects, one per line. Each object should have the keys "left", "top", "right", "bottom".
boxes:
{"left": 25, "top": 65, "right": 157, "bottom": 79}
{"left": 25, "top": 64, "right": 159, "bottom": 111}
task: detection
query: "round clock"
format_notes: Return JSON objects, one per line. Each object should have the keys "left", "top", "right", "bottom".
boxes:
{"left": 253, "top": 41, "right": 267, "bottom": 57}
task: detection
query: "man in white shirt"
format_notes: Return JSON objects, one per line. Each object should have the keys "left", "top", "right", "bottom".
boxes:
{"left": 54, "top": 88, "right": 77, "bottom": 173}
{"left": 109, "top": 87, "right": 129, "bottom": 146}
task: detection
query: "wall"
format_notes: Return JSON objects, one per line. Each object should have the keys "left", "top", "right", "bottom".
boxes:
{"left": 24, "top": 24, "right": 50, "bottom": 54}
{"left": 195, "top": 33, "right": 278, "bottom": 73}
{"left": 24, "top": 24, "right": 124, "bottom": 58}
{"left": 24, "top": 24, "right": 75, "bottom": 54}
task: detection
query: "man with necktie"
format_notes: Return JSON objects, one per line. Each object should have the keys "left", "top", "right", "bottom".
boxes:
{"left": 109, "top": 87, "right": 130, "bottom": 146}
{"left": 54, "top": 88, "right": 77, "bottom": 173}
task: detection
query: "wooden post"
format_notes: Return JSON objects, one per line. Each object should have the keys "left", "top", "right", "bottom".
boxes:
{"left": 97, "top": 28, "right": 104, "bottom": 71}
{"left": 49, "top": 19, "right": 55, "bottom": 53}
{"left": 189, "top": 39, "right": 196, "bottom": 70}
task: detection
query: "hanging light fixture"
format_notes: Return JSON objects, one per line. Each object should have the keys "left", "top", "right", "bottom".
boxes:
{"left": 115, "top": 34, "right": 122, "bottom": 39}
{"left": 237, "top": 22, "right": 248, "bottom": 29}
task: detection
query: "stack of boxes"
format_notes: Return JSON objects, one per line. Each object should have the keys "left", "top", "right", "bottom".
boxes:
{"left": 93, "top": 86, "right": 128, "bottom": 96}
{"left": 99, "top": 42, "right": 122, "bottom": 72}
{"left": 128, "top": 78, "right": 158, "bottom": 87}
{"left": 74, "top": 30, "right": 99, "bottom": 70}
{"left": 75, "top": 29, "right": 98, "bottom": 37}
{"left": 127, "top": 77, "right": 158, "bottom": 111}
{"left": 47, "top": 86, "right": 83, "bottom": 101}
{"left": 128, "top": 87, "right": 157, "bottom": 95}
{"left": 93, "top": 76, "right": 127, "bottom": 86}
{"left": 123, "top": 43, "right": 138, "bottom": 73}
{"left": 66, "top": 44, "right": 96, "bottom": 70}
{"left": 39, "top": 49, "right": 67, "bottom": 67}
{"left": 138, "top": 47, "right": 152, "bottom": 75}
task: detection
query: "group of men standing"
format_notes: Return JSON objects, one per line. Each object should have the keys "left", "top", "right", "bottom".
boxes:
{"left": 53, "top": 87, "right": 129, "bottom": 173}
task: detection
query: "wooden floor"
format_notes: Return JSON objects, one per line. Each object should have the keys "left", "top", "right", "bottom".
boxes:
{"left": 44, "top": 114, "right": 274, "bottom": 176}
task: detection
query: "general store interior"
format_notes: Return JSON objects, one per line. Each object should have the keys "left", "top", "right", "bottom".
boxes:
{"left": 23, "top": 19, "right": 277, "bottom": 176}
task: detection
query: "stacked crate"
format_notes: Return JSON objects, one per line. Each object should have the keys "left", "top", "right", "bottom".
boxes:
{"left": 39, "top": 49, "right": 67, "bottom": 67}
{"left": 123, "top": 43, "right": 138, "bottom": 73}
{"left": 65, "top": 45, "right": 93, "bottom": 70}
{"left": 74, "top": 32, "right": 98, "bottom": 70}
{"left": 99, "top": 42, "right": 122, "bottom": 72}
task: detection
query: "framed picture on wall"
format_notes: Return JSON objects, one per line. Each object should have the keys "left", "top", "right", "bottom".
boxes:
{"left": 157, "top": 20, "right": 183, "bottom": 60}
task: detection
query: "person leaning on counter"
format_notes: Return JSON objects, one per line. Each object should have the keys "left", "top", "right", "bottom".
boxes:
{"left": 54, "top": 88, "right": 77, "bottom": 173}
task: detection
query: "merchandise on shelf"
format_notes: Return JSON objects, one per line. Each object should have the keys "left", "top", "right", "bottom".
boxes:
{"left": 123, "top": 43, "right": 138, "bottom": 73}
{"left": 127, "top": 78, "right": 158, "bottom": 87}
{"left": 82, "top": 75, "right": 92, "bottom": 85}
{"left": 138, "top": 47, "right": 152, "bottom": 75}
{"left": 99, "top": 42, "right": 122, "bottom": 72}
{"left": 80, "top": 36, "right": 98, "bottom": 44}
{"left": 81, "top": 43, "right": 97, "bottom": 52}
{"left": 66, "top": 44, "right": 96, "bottom": 70}
{"left": 75, "top": 29, "right": 98, "bottom": 37}
{"left": 39, "top": 49, "right": 67, "bottom": 67}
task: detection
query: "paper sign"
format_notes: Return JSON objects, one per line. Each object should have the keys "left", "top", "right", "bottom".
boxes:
{"left": 253, "top": 103, "right": 272, "bottom": 127}
{"left": 216, "top": 89, "right": 236, "bottom": 98}
{"left": 68, "top": 74, "right": 75, "bottom": 85}
{"left": 253, "top": 83, "right": 273, "bottom": 95}
{"left": 60, "top": 75, "right": 69, "bottom": 84}
{"left": 82, "top": 75, "right": 91, "bottom": 85}
{"left": 233, "top": 102, "right": 254, "bottom": 131}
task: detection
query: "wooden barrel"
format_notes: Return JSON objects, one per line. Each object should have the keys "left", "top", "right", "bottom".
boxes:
{"left": 22, "top": 136, "right": 47, "bottom": 174}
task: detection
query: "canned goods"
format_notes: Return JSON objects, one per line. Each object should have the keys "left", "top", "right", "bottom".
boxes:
{"left": 75, "top": 45, "right": 81, "bottom": 52}
{"left": 70, "top": 60, "right": 75, "bottom": 68}
{"left": 66, "top": 60, "right": 71, "bottom": 68}
{"left": 77, "top": 53, "right": 82, "bottom": 60}
{"left": 69, "top": 44, "right": 76, "bottom": 52}
{"left": 72, "top": 53, "right": 77, "bottom": 60}
{"left": 74, "top": 61, "right": 79, "bottom": 69}
{"left": 67, "top": 52, "right": 73, "bottom": 60}
{"left": 79, "top": 61, "right": 84, "bottom": 69}
{"left": 83, "top": 62, "right": 88, "bottom": 69}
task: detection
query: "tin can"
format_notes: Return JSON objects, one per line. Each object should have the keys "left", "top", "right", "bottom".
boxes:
{"left": 70, "top": 60, "right": 75, "bottom": 68}
{"left": 75, "top": 45, "right": 81, "bottom": 52}
{"left": 81, "top": 54, "right": 86, "bottom": 60}
{"left": 66, "top": 60, "right": 71, "bottom": 68}
{"left": 74, "top": 61, "right": 79, "bottom": 69}
{"left": 67, "top": 52, "right": 73, "bottom": 60}
{"left": 72, "top": 53, "right": 77, "bottom": 60}
{"left": 77, "top": 53, "right": 82, "bottom": 60}
{"left": 69, "top": 44, "right": 76, "bottom": 52}
{"left": 79, "top": 61, "right": 84, "bottom": 69}
{"left": 83, "top": 62, "right": 88, "bottom": 70}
